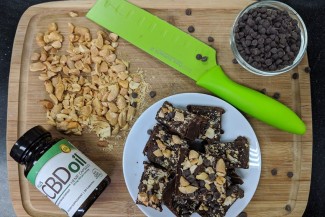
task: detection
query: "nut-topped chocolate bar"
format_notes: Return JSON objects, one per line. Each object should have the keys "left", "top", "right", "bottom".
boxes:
{"left": 143, "top": 124, "right": 189, "bottom": 172}
{"left": 174, "top": 149, "right": 244, "bottom": 216}
{"left": 205, "top": 136, "right": 249, "bottom": 169}
{"left": 187, "top": 105, "right": 225, "bottom": 142}
{"left": 197, "top": 185, "right": 244, "bottom": 217}
{"left": 156, "top": 101, "right": 208, "bottom": 140}
{"left": 136, "top": 163, "right": 170, "bottom": 211}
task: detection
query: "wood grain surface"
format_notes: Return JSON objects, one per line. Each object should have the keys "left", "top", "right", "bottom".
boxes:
{"left": 6, "top": 0, "right": 312, "bottom": 216}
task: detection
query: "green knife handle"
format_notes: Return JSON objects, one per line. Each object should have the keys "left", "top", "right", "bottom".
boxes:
{"left": 196, "top": 65, "right": 306, "bottom": 134}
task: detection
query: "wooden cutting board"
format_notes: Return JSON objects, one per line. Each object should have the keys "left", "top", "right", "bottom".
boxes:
{"left": 6, "top": 0, "right": 312, "bottom": 216}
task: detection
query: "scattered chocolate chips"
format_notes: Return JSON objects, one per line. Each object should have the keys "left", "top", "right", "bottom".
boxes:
{"left": 208, "top": 36, "right": 214, "bottom": 42}
{"left": 237, "top": 212, "right": 248, "bottom": 217}
{"left": 196, "top": 54, "right": 203, "bottom": 60}
{"left": 201, "top": 56, "right": 208, "bottom": 62}
{"left": 287, "top": 171, "right": 294, "bottom": 178}
{"left": 273, "top": 92, "right": 280, "bottom": 100}
{"left": 271, "top": 168, "right": 278, "bottom": 176}
{"left": 149, "top": 91, "right": 157, "bottom": 98}
{"left": 131, "top": 92, "right": 138, "bottom": 98}
{"left": 232, "top": 58, "right": 238, "bottom": 64}
{"left": 188, "top": 25, "right": 195, "bottom": 33}
{"left": 185, "top": 8, "right": 192, "bottom": 16}
{"left": 285, "top": 204, "right": 292, "bottom": 212}
{"left": 234, "top": 6, "right": 302, "bottom": 71}
{"left": 304, "top": 66, "right": 311, "bottom": 73}
{"left": 292, "top": 72, "right": 299, "bottom": 80}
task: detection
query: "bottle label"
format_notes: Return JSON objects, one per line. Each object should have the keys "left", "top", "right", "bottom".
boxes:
{"left": 27, "top": 139, "right": 107, "bottom": 216}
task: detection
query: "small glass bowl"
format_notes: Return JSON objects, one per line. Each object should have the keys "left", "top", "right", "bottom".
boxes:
{"left": 230, "top": 1, "right": 308, "bottom": 76}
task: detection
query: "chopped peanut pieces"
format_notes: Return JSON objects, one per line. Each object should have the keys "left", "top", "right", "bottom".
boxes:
{"left": 32, "top": 22, "right": 145, "bottom": 141}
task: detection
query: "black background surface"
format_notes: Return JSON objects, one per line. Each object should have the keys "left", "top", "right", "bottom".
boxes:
{"left": 1, "top": 0, "right": 324, "bottom": 216}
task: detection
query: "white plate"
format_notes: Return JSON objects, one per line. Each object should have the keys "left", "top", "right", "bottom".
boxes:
{"left": 123, "top": 93, "right": 261, "bottom": 217}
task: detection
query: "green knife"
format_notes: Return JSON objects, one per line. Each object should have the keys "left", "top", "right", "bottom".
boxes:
{"left": 86, "top": 0, "right": 306, "bottom": 134}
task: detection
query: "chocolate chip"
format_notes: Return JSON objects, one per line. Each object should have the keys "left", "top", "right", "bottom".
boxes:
{"left": 208, "top": 173, "right": 216, "bottom": 181}
{"left": 259, "top": 28, "right": 266, "bottom": 34}
{"left": 283, "top": 55, "right": 290, "bottom": 61}
{"left": 199, "top": 180, "right": 205, "bottom": 187}
{"left": 191, "top": 180, "right": 199, "bottom": 187}
{"left": 196, "top": 54, "right": 202, "bottom": 60}
{"left": 152, "top": 183, "right": 159, "bottom": 190}
{"left": 271, "top": 168, "right": 278, "bottom": 176}
{"left": 247, "top": 18, "right": 255, "bottom": 27}
{"left": 149, "top": 91, "right": 156, "bottom": 98}
{"left": 183, "top": 170, "right": 191, "bottom": 177}
{"left": 265, "top": 59, "right": 272, "bottom": 66}
{"left": 273, "top": 92, "right": 280, "bottom": 99}
{"left": 270, "top": 48, "right": 278, "bottom": 54}
{"left": 185, "top": 8, "right": 192, "bottom": 16}
{"left": 199, "top": 188, "right": 207, "bottom": 194}
{"left": 304, "top": 66, "right": 311, "bottom": 73}
{"left": 232, "top": 58, "right": 238, "bottom": 64}
{"left": 245, "top": 39, "right": 251, "bottom": 46}
{"left": 285, "top": 204, "right": 292, "bottom": 212}
{"left": 206, "top": 194, "right": 213, "bottom": 201}
{"left": 287, "top": 171, "right": 294, "bottom": 178}
{"left": 166, "top": 112, "right": 175, "bottom": 121}
{"left": 188, "top": 25, "right": 195, "bottom": 33}
{"left": 275, "top": 59, "right": 283, "bottom": 65}
{"left": 131, "top": 92, "right": 138, "bottom": 98}
{"left": 292, "top": 73, "right": 299, "bottom": 80}
{"left": 278, "top": 51, "right": 285, "bottom": 58}
{"left": 258, "top": 37, "right": 265, "bottom": 45}
{"left": 147, "top": 129, "right": 153, "bottom": 135}
{"left": 260, "top": 88, "right": 266, "bottom": 94}
{"left": 269, "top": 64, "right": 277, "bottom": 71}
{"left": 220, "top": 129, "right": 224, "bottom": 134}
{"left": 252, "top": 48, "right": 260, "bottom": 56}
{"left": 213, "top": 192, "right": 220, "bottom": 199}
{"left": 208, "top": 36, "right": 214, "bottom": 42}
{"left": 201, "top": 56, "right": 208, "bottom": 62}
{"left": 237, "top": 212, "right": 248, "bottom": 217}
{"left": 203, "top": 159, "right": 211, "bottom": 167}
{"left": 272, "top": 54, "right": 279, "bottom": 60}
{"left": 187, "top": 175, "right": 196, "bottom": 183}
{"left": 131, "top": 102, "right": 137, "bottom": 107}
{"left": 210, "top": 183, "right": 216, "bottom": 191}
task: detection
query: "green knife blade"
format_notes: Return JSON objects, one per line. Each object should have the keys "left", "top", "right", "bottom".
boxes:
{"left": 86, "top": 0, "right": 306, "bottom": 134}
{"left": 86, "top": 0, "right": 216, "bottom": 81}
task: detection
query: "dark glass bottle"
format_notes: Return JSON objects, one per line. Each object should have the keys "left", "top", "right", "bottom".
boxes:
{"left": 10, "top": 125, "right": 110, "bottom": 217}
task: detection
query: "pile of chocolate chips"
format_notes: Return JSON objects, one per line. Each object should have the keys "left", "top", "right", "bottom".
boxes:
{"left": 234, "top": 7, "right": 302, "bottom": 71}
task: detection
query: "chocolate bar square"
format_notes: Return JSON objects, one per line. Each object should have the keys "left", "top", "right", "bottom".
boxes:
{"left": 205, "top": 136, "right": 249, "bottom": 169}
{"left": 187, "top": 105, "right": 225, "bottom": 142}
{"left": 197, "top": 185, "right": 244, "bottom": 217}
{"left": 143, "top": 124, "right": 189, "bottom": 172}
{"left": 136, "top": 163, "right": 169, "bottom": 211}
{"left": 156, "top": 101, "right": 208, "bottom": 140}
